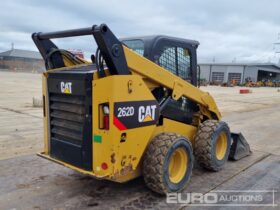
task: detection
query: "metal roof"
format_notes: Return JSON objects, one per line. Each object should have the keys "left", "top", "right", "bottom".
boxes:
{"left": 199, "top": 62, "right": 280, "bottom": 69}
{"left": 0, "top": 49, "right": 42, "bottom": 60}
{"left": 120, "top": 35, "right": 200, "bottom": 47}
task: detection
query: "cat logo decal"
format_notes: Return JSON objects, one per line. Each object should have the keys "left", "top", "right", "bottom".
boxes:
{"left": 60, "top": 82, "right": 72, "bottom": 94}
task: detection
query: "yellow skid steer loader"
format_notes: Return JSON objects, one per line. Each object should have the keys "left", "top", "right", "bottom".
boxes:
{"left": 32, "top": 24, "right": 251, "bottom": 194}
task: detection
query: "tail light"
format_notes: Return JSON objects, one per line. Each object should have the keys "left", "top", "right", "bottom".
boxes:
{"left": 99, "top": 103, "right": 109, "bottom": 130}
{"left": 103, "top": 105, "right": 109, "bottom": 130}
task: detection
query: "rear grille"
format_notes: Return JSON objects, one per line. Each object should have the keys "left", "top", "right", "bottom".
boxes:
{"left": 47, "top": 67, "right": 93, "bottom": 170}
{"left": 49, "top": 93, "right": 85, "bottom": 145}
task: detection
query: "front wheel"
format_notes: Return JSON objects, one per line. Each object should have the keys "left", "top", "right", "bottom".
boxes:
{"left": 194, "top": 120, "right": 231, "bottom": 171}
{"left": 142, "top": 133, "right": 193, "bottom": 194}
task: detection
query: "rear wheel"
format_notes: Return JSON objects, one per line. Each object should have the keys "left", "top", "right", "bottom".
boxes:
{"left": 194, "top": 120, "right": 231, "bottom": 171}
{"left": 143, "top": 133, "right": 193, "bottom": 194}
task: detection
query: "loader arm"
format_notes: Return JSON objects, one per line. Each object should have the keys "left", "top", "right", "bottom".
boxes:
{"left": 123, "top": 46, "right": 221, "bottom": 120}
{"left": 33, "top": 24, "right": 221, "bottom": 121}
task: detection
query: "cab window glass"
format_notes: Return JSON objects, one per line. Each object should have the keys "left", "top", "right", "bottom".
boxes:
{"left": 177, "top": 47, "right": 191, "bottom": 79}
{"left": 158, "top": 46, "right": 191, "bottom": 80}
{"left": 158, "top": 47, "right": 176, "bottom": 75}
{"left": 122, "top": 40, "right": 144, "bottom": 56}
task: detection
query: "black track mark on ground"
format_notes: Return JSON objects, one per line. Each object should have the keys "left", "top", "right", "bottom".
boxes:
{"left": 0, "top": 106, "right": 42, "bottom": 119}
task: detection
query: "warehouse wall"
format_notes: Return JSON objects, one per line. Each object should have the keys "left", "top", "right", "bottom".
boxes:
{"left": 199, "top": 65, "right": 211, "bottom": 81}
{"left": 200, "top": 64, "right": 280, "bottom": 83}
{"left": 200, "top": 64, "right": 244, "bottom": 83}
{"left": 244, "top": 66, "right": 258, "bottom": 82}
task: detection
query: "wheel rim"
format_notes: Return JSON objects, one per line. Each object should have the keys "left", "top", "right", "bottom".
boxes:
{"left": 215, "top": 131, "right": 227, "bottom": 160}
{"left": 168, "top": 148, "right": 188, "bottom": 183}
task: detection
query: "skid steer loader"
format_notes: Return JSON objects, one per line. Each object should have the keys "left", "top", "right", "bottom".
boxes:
{"left": 32, "top": 24, "right": 251, "bottom": 194}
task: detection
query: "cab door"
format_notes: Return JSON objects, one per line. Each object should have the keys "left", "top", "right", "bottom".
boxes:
{"left": 151, "top": 39, "right": 198, "bottom": 86}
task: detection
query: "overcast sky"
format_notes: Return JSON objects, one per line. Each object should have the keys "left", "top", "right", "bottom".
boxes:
{"left": 0, "top": 0, "right": 279, "bottom": 63}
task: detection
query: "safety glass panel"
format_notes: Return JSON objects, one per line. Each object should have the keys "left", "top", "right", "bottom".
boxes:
{"left": 159, "top": 47, "right": 176, "bottom": 75}
{"left": 158, "top": 46, "right": 191, "bottom": 80}
{"left": 177, "top": 47, "right": 191, "bottom": 79}
{"left": 122, "top": 39, "right": 144, "bottom": 56}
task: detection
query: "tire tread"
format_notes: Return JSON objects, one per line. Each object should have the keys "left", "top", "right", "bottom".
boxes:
{"left": 143, "top": 133, "right": 191, "bottom": 194}
{"left": 194, "top": 120, "right": 230, "bottom": 171}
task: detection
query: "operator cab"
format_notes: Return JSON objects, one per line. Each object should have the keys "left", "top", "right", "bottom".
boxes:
{"left": 121, "top": 35, "right": 199, "bottom": 86}
{"left": 121, "top": 36, "right": 200, "bottom": 125}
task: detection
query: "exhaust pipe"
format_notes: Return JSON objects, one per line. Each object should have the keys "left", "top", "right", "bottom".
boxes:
{"left": 229, "top": 133, "right": 251, "bottom": 160}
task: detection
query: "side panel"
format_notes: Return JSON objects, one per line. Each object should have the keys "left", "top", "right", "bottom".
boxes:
{"left": 92, "top": 75, "right": 158, "bottom": 181}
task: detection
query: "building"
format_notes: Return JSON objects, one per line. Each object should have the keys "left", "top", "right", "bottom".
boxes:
{"left": 199, "top": 63, "right": 280, "bottom": 84}
{"left": 0, "top": 48, "right": 44, "bottom": 72}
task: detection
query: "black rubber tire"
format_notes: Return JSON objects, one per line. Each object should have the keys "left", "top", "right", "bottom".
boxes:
{"left": 142, "top": 133, "right": 193, "bottom": 195}
{"left": 194, "top": 120, "right": 231, "bottom": 172}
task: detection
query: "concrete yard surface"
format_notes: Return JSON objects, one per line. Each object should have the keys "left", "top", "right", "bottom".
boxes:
{"left": 0, "top": 71, "right": 279, "bottom": 209}
{"left": 0, "top": 72, "right": 42, "bottom": 160}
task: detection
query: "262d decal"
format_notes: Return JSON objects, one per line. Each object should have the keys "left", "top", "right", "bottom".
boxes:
{"left": 114, "top": 100, "right": 159, "bottom": 130}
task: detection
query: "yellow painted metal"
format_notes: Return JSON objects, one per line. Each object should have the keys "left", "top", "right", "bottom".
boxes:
{"left": 215, "top": 131, "right": 227, "bottom": 160}
{"left": 42, "top": 74, "right": 49, "bottom": 155}
{"left": 123, "top": 46, "right": 221, "bottom": 120}
{"left": 92, "top": 75, "right": 157, "bottom": 181}
{"left": 37, "top": 152, "right": 106, "bottom": 178}
{"left": 39, "top": 150, "right": 141, "bottom": 182}
{"left": 153, "top": 118, "right": 197, "bottom": 145}
{"left": 168, "top": 148, "right": 188, "bottom": 183}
